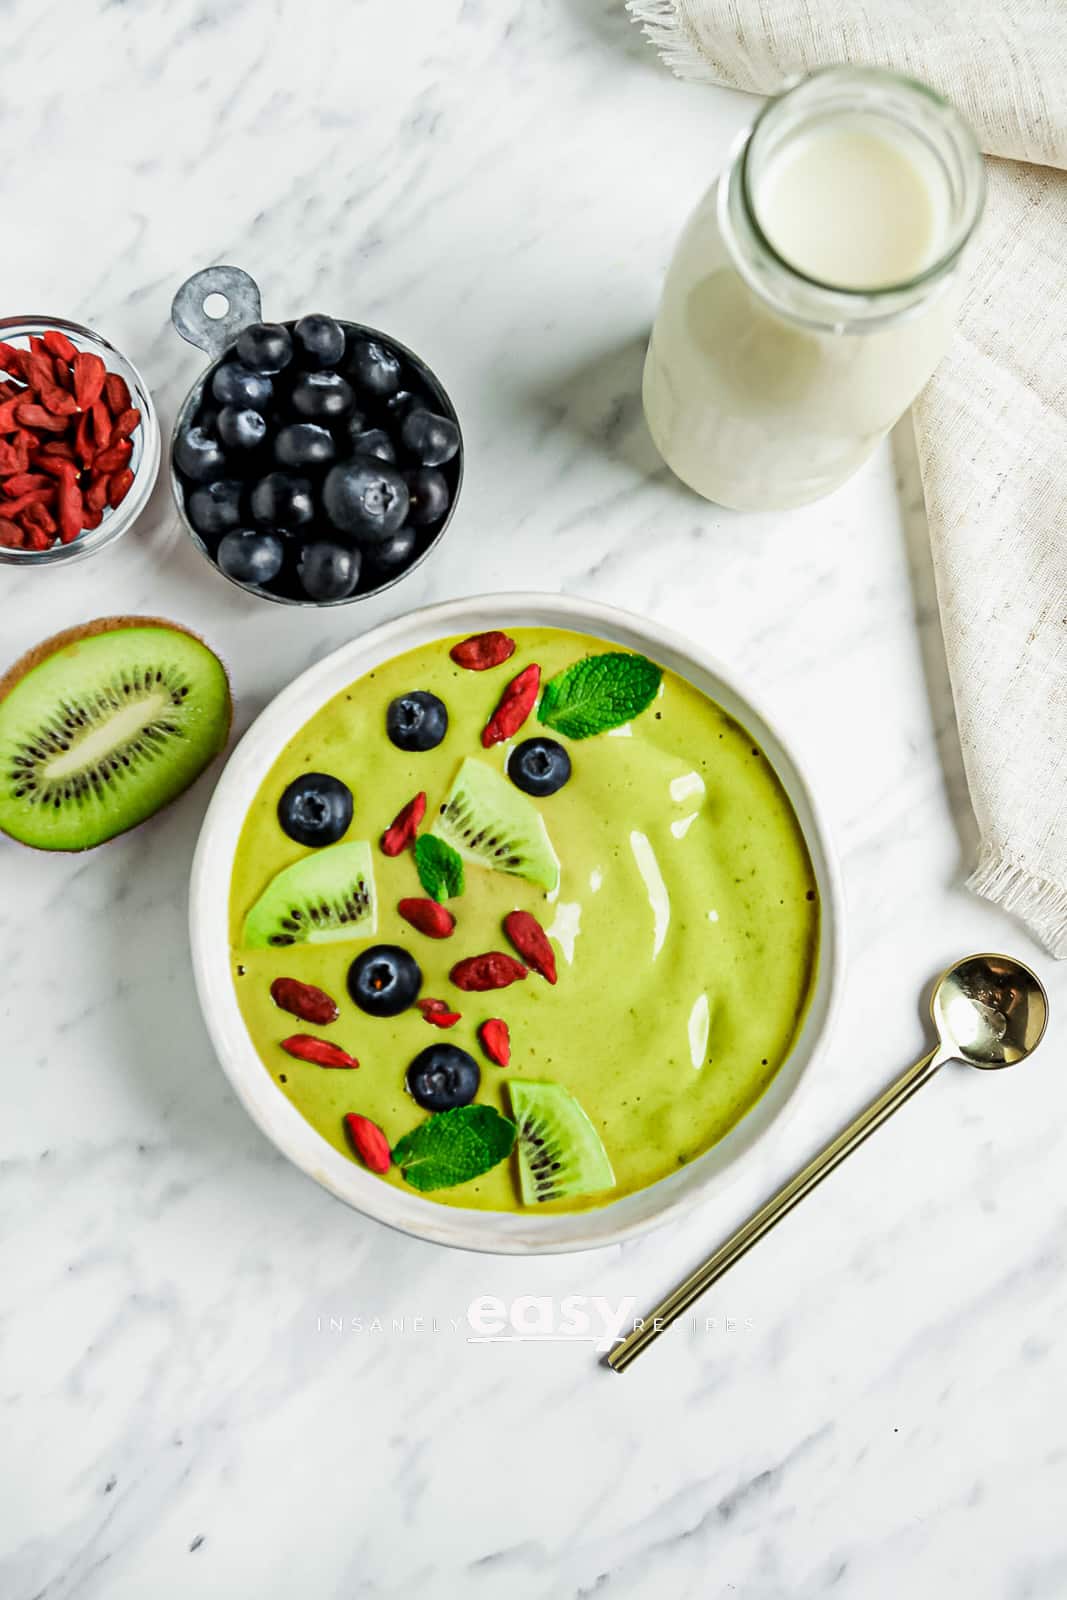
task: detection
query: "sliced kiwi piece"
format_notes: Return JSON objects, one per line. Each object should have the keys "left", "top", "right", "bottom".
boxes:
{"left": 242, "top": 840, "right": 377, "bottom": 948}
{"left": 508, "top": 1080, "right": 615, "bottom": 1205}
{"left": 431, "top": 757, "right": 559, "bottom": 892}
{"left": 0, "top": 617, "right": 231, "bottom": 852}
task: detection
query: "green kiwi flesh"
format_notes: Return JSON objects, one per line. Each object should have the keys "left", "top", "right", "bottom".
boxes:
{"left": 0, "top": 618, "right": 232, "bottom": 852}
{"left": 242, "top": 841, "right": 377, "bottom": 948}
{"left": 431, "top": 758, "right": 559, "bottom": 892}
{"left": 508, "top": 1080, "right": 615, "bottom": 1204}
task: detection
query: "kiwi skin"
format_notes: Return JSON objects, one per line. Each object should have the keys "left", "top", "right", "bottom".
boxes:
{"left": 0, "top": 615, "right": 233, "bottom": 853}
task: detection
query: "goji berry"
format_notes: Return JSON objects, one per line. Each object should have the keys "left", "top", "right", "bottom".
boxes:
{"left": 90, "top": 400, "right": 111, "bottom": 450}
{"left": 22, "top": 501, "right": 57, "bottom": 540}
{"left": 398, "top": 897, "right": 456, "bottom": 939}
{"left": 108, "top": 468, "right": 135, "bottom": 507}
{"left": 0, "top": 397, "right": 23, "bottom": 434}
{"left": 380, "top": 790, "right": 426, "bottom": 856}
{"left": 37, "top": 384, "right": 78, "bottom": 417}
{"left": 75, "top": 410, "right": 94, "bottom": 467}
{"left": 72, "top": 351, "right": 106, "bottom": 410}
{"left": 85, "top": 476, "right": 110, "bottom": 515}
{"left": 481, "top": 663, "right": 541, "bottom": 747}
{"left": 112, "top": 406, "right": 141, "bottom": 438}
{"left": 344, "top": 1113, "right": 391, "bottom": 1173}
{"left": 503, "top": 910, "right": 557, "bottom": 984}
{"left": 450, "top": 952, "right": 528, "bottom": 992}
{"left": 33, "top": 454, "right": 78, "bottom": 479}
{"left": 15, "top": 403, "right": 68, "bottom": 434}
{"left": 450, "top": 631, "right": 517, "bottom": 671}
{"left": 270, "top": 977, "right": 340, "bottom": 1026}
{"left": 479, "top": 1018, "right": 511, "bottom": 1067}
{"left": 0, "top": 517, "right": 24, "bottom": 548}
{"left": 1, "top": 472, "right": 49, "bottom": 497}
{"left": 93, "top": 439, "right": 132, "bottom": 474}
{"left": 41, "top": 329, "right": 77, "bottom": 363}
{"left": 280, "top": 1034, "right": 360, "bottom": 1069}
{"left": 0, "top": 341, "right": 23, "bottom": 374}
{"left": 57, "top": 474, "right": 84, "bottom": 545}
{"left": 3, "top": 487, "right": 56, "bottom": 518}
{"left": 36, "top": 439, "right": 76, "bottom": 459}
{"left": 21, "top": 519, "right": 52, "bottom": 551}
{"left": 417, "top": 997, "right": 462, "bottom": 1028}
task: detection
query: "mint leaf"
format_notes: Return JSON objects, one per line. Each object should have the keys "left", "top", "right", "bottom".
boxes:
{"left": 392, "top": 1105, "right": 517, "bottom": 1191}
{"left": 538, "top": 652, "right": 663, "bottom": 739}
{"left": 414, "top": 834, "right": 464, "bottom": 901}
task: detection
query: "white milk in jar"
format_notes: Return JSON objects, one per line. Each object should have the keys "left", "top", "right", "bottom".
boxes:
{"left": 643, "top": 69, "right": 985, "bottom": 510}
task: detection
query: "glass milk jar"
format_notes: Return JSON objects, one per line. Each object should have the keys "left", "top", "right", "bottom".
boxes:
{"left": 643, "top": 68, "right": 985, "bottom": 511}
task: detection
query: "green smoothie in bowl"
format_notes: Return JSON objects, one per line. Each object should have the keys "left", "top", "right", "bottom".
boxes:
{"left": 228, "top": 625, "right": 819, "bottom": 1214}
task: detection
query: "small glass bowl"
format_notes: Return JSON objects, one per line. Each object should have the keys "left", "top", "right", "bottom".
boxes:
{"left": 0, "top": 315, "right": 160, "bottom": 567}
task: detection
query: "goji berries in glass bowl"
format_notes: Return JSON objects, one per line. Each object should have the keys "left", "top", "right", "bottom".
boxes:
{"left": 0, "top": 317, "right": 160, "bottom": 566}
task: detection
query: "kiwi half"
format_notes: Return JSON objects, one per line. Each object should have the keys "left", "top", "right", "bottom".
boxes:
{"left": 0, "top": 617, "right": 231, "bottom": 852}
{"left": 431, "top": 758, "right": 559, "bottom": 892}
{"left": 508, "top": 1080, "right": 615, "bottom": 1204}
{"left": 242, "top": 841, "right": 377, "bottom": 948}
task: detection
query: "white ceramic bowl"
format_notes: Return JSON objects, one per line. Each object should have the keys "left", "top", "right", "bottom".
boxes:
{"left": 190, "top": 593, "right": 844, "bottom": 1253}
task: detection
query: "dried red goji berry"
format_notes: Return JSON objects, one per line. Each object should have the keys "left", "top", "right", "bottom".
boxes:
{"left": 72, "top": 351, "right": 106, "bottom": 410}
{"left": 0, "top": 380, "right": 22, "bottom": 402}
{"left": 103, "top": 371, "right": 131, "bottom": 416}
{"left": 0, "top": 439, "right": 30, "bottom": 475}
{"left": 270, "top": 977, "right": 340, "bottom": 1026}
{"left": 28, "top": 335, "right": 49, "bottom": 358}
{"left": 36, "top": 438, "right": 76, "bottom": 459}
{"left": 0, "top": 341, "right": 23, "bottom": 374}
{"left": 57, "top": 474, "right": 84, "bottom": 545}
{"left": 90, "top": 400, "right": 112, "bottom": 450}
{"left": 22, "top": 501, "right": 57, "bottom": 540}
{"left": 0, "top": 516, "right": 24, "bottom": 548}
{"left": 2, "top": 472, "right": 49, "bottom": 497}
{"left": 50, "top": 356, "right": 73, "bottom": 390}
{"left": 112, "top": 406, "right": 141, "bottom": 438}
{"left": 280, "top": 1034, "right": 360, "bottom": 1069}
{"left": 32, "top": 453, "right": 77, "bottom": 479}
{"left": 15, "top": 403, "right": 68, "bottom": 433}
{"left": 450, "top": 631, "right": 517, "bottom": 671}
{"left": 0, "top": 397, "right": 23, "bottom": 433}
{"left": 21, "top": 352, "right": 55, "bottom": 391}
{"left": 479, "top": 1018, "right": 511, "bottom": 1067}
{"left": 380, "top": 790, "right": 426, "bottom": 856}
{"left": 81, "top": 507, "right": 103, "bottom": 532}
{"left": 42, "top": 329, "right": 77, "bottom": 363}
{"left": 344, "top": 1113, "right": 391, "bottom": 1173}
{"left": 21, "top": 518, "right": 52, "bottom": 551}
{"left": 481, "top": 663, "right": 541, "bottom": 747}
{"left": 3, "top": 487, "right": 56, "bottom": 517}
{"left": 417, "top": 997, "right": 462, "bottom": 1028}
{"left": 93, "top": 439, "right": 132, "bottom": 474}
{"left": 398, "top": 897, "right": 456, "bottom": 939}
{"left": 37, "top": 384, "right": 79, "bottom": 417}
{"left": 108, "top": 468, "right": 135, "bottom": 507}
{"left": 75, "top": 410, "right": 95, "bottom": 467}
{"left": 85, "top": 476, "right": 110, "bottom": 515}
{"left": 504, "top": 910, "right": 557, "bottom": 984}
{"left": 450, "top": 952, "right": 528, "bottom": 992}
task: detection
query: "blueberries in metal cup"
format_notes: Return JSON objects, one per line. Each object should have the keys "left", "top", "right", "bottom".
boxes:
{"left": 400, "top": 408, "right": 460, "bottom": 467}
{"left": 347, "top": 427, "right": 396, "bottom": 463}
{"left": 236, "top": 321, "right": 293, "bottom": 375}
{"left": 348, "top": 337, "right": 401, "bottom": 399}
{"left": 175, "top": 425, "right": 226, "bottom": 483}
{"left": 187, "top": 479, "right": 244, "bottom": 538}
{"left": 366, "top": 524, "right": 416, "bottom": 577}
{"left": 218, "top": 406, "right": 268, "bottom": 451}
{"left": 293, "top": 313, "right": 346, "bottom": 370}
{"left": 386, "top": 691, "right": 448, "bottom": 752}
{"left": 251, "top": 471, "right": 314, "bottom": 531}
{"left": 322, "top": 458, "right": 409, "bottom": 543}
{"left": 217, "top": 529, "right": 285, "bottom": 586}
{"left": 297, "top": 540, "right": 362, "bottom": 602}
{"left": 404, "top": 467, "right": 450, "bottom": 526}
{"left": 212, "top": 363, "right": 273, "bottom": 411}
{"left": 274, "top": 422, "right": 336, "bottom": 470}
{"left": 290, "top": 370, "right": 355, "bottom": 421}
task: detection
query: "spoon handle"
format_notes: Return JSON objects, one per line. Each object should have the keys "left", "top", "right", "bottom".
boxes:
{"left": 608, "top": 1046, "right": 944, "bottom": 1373}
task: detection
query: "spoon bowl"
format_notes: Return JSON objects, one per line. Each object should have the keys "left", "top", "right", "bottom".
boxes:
{"left": 932, "top": 953, "right": 1048, "bottom": 1070}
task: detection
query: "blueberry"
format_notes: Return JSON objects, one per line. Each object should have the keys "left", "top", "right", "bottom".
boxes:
{"left": 507, "top": 737, "right": 572, "bottom": 797}
{"left": 293, "top": 313, "right": 346, "bottom": 370}
{"left": 347, "top": 427, "right": 395, "bottom": 463}
{"left": 187, "top": 479, "right": 243, "bottom": 538}
{"left": 290, "top": 370, "right": 355, "bottom": 421}
{"left": 381, "top": 388, "right": 417, "bottom": 422}
{"left": 235, "top": 322, "right": 293, "bottom": 375}
{"left": 217, "top": 529, "right": 285, "bottom": 586}
{"left": 175, "top": 425, "right": 226, "bottom": 484}
{"left": 297, "top": 540, "right": 361, "bottom": 602}
{"left": 348, "top": 337, "right": 401, "bottom": 399}
{"left": 403, "top": 467, "right": 450, "bottom": 526}
{"left": 211, "top": 363, "right": 273, "bottom": 411}
{"left": 348, "top": 944, "right": 421, "bottom": 1017}
{"left": 278, "top": 771, "right": 353, "bottom": 847}
{"left": 250, "top": 472, "right": 314, "bottom": 531}
{"left": 400, "top": 408, "right": 460, "bottom": 467}
{"left": 274, "top": 422, "right": 336, "bottom": 469}
{"left": 406, "top": 1044, "right": 480, "bottom": 1111}
{"left": 386, "top": 691, "right": 448, "bottom": 752}
{"left": 322, "top": 458, "right": 409, "bottom": 544}
{"left": 365, "top": 524, "right": 416, "bottom": 578}
{"left": 217, "top": 405, "right": 268, "bottom": 451}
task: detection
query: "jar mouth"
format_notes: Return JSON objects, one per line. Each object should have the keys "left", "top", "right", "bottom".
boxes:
{"left": 728, "top": 66, "right": 986, "bottom": 322}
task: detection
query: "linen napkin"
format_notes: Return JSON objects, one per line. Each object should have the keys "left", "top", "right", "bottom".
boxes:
{"left": 628, "top": 0, "right": 1067, "bottom": 956}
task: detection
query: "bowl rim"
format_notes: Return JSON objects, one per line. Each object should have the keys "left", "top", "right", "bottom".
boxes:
{"left": 170, "top": 316, "right": 463, "bottom": 607}
{"left": 189, "top": 592, "right": 845, "bottom": 1254}
{"left": 0, "top": 314, "right": 161, "bottom": 567}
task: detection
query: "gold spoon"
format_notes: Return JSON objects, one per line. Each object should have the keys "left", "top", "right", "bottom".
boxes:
{"left": 608, "top": 953, "right": 1048, "bottom": 1374}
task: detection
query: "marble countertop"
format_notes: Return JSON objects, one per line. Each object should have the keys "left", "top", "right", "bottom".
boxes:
{"left": 3, "top": 2, "right": 1065, "bottom": 1595}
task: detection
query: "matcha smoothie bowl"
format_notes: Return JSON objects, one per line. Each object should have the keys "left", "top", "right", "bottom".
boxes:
{"left": 191, "top": 595, "right": 842, "bottom": 1253}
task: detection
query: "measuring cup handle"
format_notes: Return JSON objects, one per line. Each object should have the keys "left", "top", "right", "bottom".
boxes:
{"left": 171, "top": 266, "right": 263, "bottom": 360}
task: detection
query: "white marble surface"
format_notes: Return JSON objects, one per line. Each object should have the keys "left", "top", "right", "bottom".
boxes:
{"left": 3, "top": 2, "right": 1066, "bottom": 1595}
